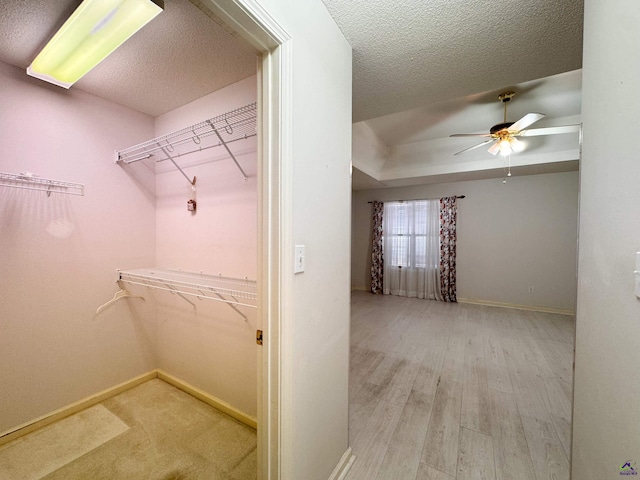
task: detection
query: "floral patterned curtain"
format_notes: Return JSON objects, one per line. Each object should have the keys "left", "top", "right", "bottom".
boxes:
{"left": 370, "top": 201, "right": 384, "bottom": 294}
{"left": 439, "top": 197, "right": 457, "bottom": 302}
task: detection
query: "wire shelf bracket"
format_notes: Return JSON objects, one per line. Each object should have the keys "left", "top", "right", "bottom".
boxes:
{"left": 117, "top": 268, "right": 257, "bottom": 321}
{"left": 0, "top": 172, "right": 84, "bottom": 196}
{"left": 115, "top": 102, "right": 257, "bottom": 185}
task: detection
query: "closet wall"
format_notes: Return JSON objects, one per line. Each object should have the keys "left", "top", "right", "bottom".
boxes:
{"left": 152, "top": 76, "right": 258, "bottom": 417}
{"left": 0, "top": 58, "right": 258, "bottom": 433}
{"left": 0, "top": 60, "right": 157, "bottom": 433}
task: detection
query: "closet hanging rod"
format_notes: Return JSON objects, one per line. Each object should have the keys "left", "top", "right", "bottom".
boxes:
{"left": 0, "top": 172, "right": 84, "bottom": 196}
{"left": 117, "top": 268, "right": 257, "bottom": 309}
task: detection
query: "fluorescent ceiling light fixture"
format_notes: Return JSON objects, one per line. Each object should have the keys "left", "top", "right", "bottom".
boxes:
{"left": 27, "top": 0, "right": 163, "bottom": 89}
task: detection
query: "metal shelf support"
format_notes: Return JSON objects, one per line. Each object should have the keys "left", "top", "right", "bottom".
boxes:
{"left": 116, "top": 102, "right": 256, "bottom": 186}
{"left": 117, "top": 268, "right": 257, "bottom": 320}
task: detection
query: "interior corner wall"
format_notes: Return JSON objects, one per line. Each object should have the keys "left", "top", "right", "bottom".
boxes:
{"left": 0, "top": 61, "right": 157, "bottom": 433}
{"left": 572, "top": 1, "right": 640, "bottom": 478}
{"left": 151, "top": 75, "right": 258, "bottom": 417}
{"left": 352, "top": 171, "right": 579, "bottom": 312}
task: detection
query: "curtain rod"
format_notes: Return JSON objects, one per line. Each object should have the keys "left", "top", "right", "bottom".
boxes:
{"left": 368, "top": 195, "right": 465, "bottom": 204}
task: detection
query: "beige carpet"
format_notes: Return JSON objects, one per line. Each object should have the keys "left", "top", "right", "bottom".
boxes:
{"left": 0, "top": 379, "right": 257, "bottom": 480}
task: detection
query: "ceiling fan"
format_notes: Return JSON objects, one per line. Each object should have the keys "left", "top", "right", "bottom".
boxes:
{"left": 450, "top": 91, "right": 580, "bottom": 156}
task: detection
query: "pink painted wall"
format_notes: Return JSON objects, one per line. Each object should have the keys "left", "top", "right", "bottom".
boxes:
{"left": 0, "top": 64, "right": 258, "bottom": 432}
{"left": 152, "top": 76, "right": 258, "bottom": 417}
{"left": 0, "top": 61, "right": 157, "bottom": 433}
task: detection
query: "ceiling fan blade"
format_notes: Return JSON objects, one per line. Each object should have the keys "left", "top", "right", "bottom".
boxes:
{"left": 508, "top": 113, "right": 545, "bottom": 132}
{"left": 518, "top": 124, "right": 581, "bottom": 137}
{"left": 450, "top": 133, "right": 492, "bottom": 137}
{"left": 487, "top": 142, "right": 500, "bottom": 155}
{"left": 454, "top": 139, "right": 494, "bottom": 156}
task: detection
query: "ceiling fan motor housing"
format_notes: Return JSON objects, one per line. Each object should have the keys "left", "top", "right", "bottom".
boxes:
{"left": 490, "top": 122, "right": 515, "bottom": 135}
{"left": 450, "top": 89, "right": 577, "bottom": 156}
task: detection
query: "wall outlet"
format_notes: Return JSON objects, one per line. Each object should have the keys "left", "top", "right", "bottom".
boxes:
{"left": 528, "top": 286, "right": 534, "bottom": 293}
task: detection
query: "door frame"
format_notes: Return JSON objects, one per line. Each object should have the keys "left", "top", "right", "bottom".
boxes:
{"left": 194, "top": 1, "right": 292, "bottom": 478}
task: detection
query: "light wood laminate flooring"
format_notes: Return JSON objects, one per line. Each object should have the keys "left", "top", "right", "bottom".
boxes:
{"left": 348, "top": 291, "right": 574, "bottom": 480}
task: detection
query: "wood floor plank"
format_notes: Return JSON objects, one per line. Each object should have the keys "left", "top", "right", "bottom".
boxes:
{"left": 415, "top": 463, "right": 455, "bottom": 480}
{"left": 456, "top": 427, "right": 496, "bottom": 480}
{"left": 533, "top": 339, "right": 574, "bottom": 389}
{"left": 412, "top": 336, "right": 448, "bottom": 397}
{"left": 481, "top": 327, "right": 513, "bottom": 394}
{"left": 539, "top": 377, "right": 573, "bottom": 459}
{"left": 349, "top": 346, "right": 385, "bottom": 402}
{"left": 520, "top": 415, "right": 570, "bottom": 480}
{"left": 518, "top": 310, "right": 554, "bottom": 343}
{"left": 439, "top": 332, "right": 467, "bottom": 385}
{"left": 489, "top": 388, "right": 536, "bottom": 480}
{"left": 502, "top": 338, "right": 553, "bottom": 423}
{"left": 535, "top": 311, "right": 575, "bottom": 345}
{"left": 349, "top": 382, "right": 385, "bottom": 441}
{"left": 384, "top": 345, "right": 426, "bottom": 407}
{"left": 375, "top": 390, "right": 434, "bottom": 480}
{"left": 368, "top": 355, "right": 405, "bottom": 389}
{"left": 421, "top": 380, "right": 462, "bottom": 476}
{"left": 501, "top": 321, "right": 554, "bottom": 377}
{"left": 348, "top": 400, "right": 404, "bottom": 480}
{"left": 551, "top": 314, "right": 575, "bottom": 343}
{"left": 461, "top": 333, "right": 492, "bottom": 435}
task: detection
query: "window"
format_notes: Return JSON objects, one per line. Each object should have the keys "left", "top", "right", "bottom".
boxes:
{"left": 383, "top": 200, "right": 439, "bottom": 269}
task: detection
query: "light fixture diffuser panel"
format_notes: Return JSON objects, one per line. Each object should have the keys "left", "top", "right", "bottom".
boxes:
{"left": 26, "top": 66, "right": 73, "bottom": 89}
{"left": 27, "top": 0, "right": 163, "bottom": 88}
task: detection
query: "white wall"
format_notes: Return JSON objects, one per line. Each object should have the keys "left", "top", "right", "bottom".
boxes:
{"left": 151, "top": 76, "right": 258, "bottom": 417}
{"left": 0, "top": 61, "right": 157, "bottom": 433}
{"left": 253, "top": 1, "right": 353, "bottom": 478}
{"left": 572, "top": 1, "right": 640, "bottom": 478}
{"left": 352, "top": 171, "right": 579, "bottom": 312}
{"left": 352, "top": 122, "right": 388, "bottom": 179}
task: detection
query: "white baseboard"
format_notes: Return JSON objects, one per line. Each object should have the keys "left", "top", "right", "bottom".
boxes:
{"left": 156, "top": 370, "right": 256, "bottom": 429}
{"left": 328, "top": 447, "right": 355, "bottom": 480}
{"left": 1, "top": 369, "right": 256, "bottom": 447}
{"left": 457, "top": 297, "right": 575, "bottom": 316}
{"left": 0, "top": 371, "right": 156, "bottom": 446}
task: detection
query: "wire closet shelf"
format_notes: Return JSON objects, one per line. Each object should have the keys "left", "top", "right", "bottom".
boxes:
{"left": 0, "top": 172, "right": 84, "bottom": 196}
{"left": 115, "top": 102, "right": 257, "bottom": 183}
{"left": 117, "top": 268, "right": 257, "bottom": 310}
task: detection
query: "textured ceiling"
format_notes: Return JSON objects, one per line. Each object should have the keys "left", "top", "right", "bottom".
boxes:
{"left": 0, "top": 0, "right": 584, "bottom": 187}
{"left": 321, "top": 0, "right": 584, "bottom": 122}
{"left": 0, "top": 0, "right": 257, "bottom": 117}
{"left": 0, "top": 0, "right": 583, "bottom": 123}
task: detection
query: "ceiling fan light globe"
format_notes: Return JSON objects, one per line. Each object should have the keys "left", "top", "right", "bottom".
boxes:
{"left": 499, "top": 139, "right": 512, "bottom": 156}
{"left": 510, "top": 137, "right": 525, "bottom": 153}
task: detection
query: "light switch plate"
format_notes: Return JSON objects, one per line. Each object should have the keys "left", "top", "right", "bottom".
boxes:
{"left": 294, "top": 245, "right": 305, "bottom": 274}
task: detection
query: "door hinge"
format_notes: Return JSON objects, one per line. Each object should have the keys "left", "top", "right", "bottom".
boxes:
{"left": 256, "top": 330, "right": 263, "bottom": 346}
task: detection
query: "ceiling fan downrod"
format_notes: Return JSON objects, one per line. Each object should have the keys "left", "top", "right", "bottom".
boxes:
{"left": 498, "top": 91, "right": 515, "bottom": 123}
